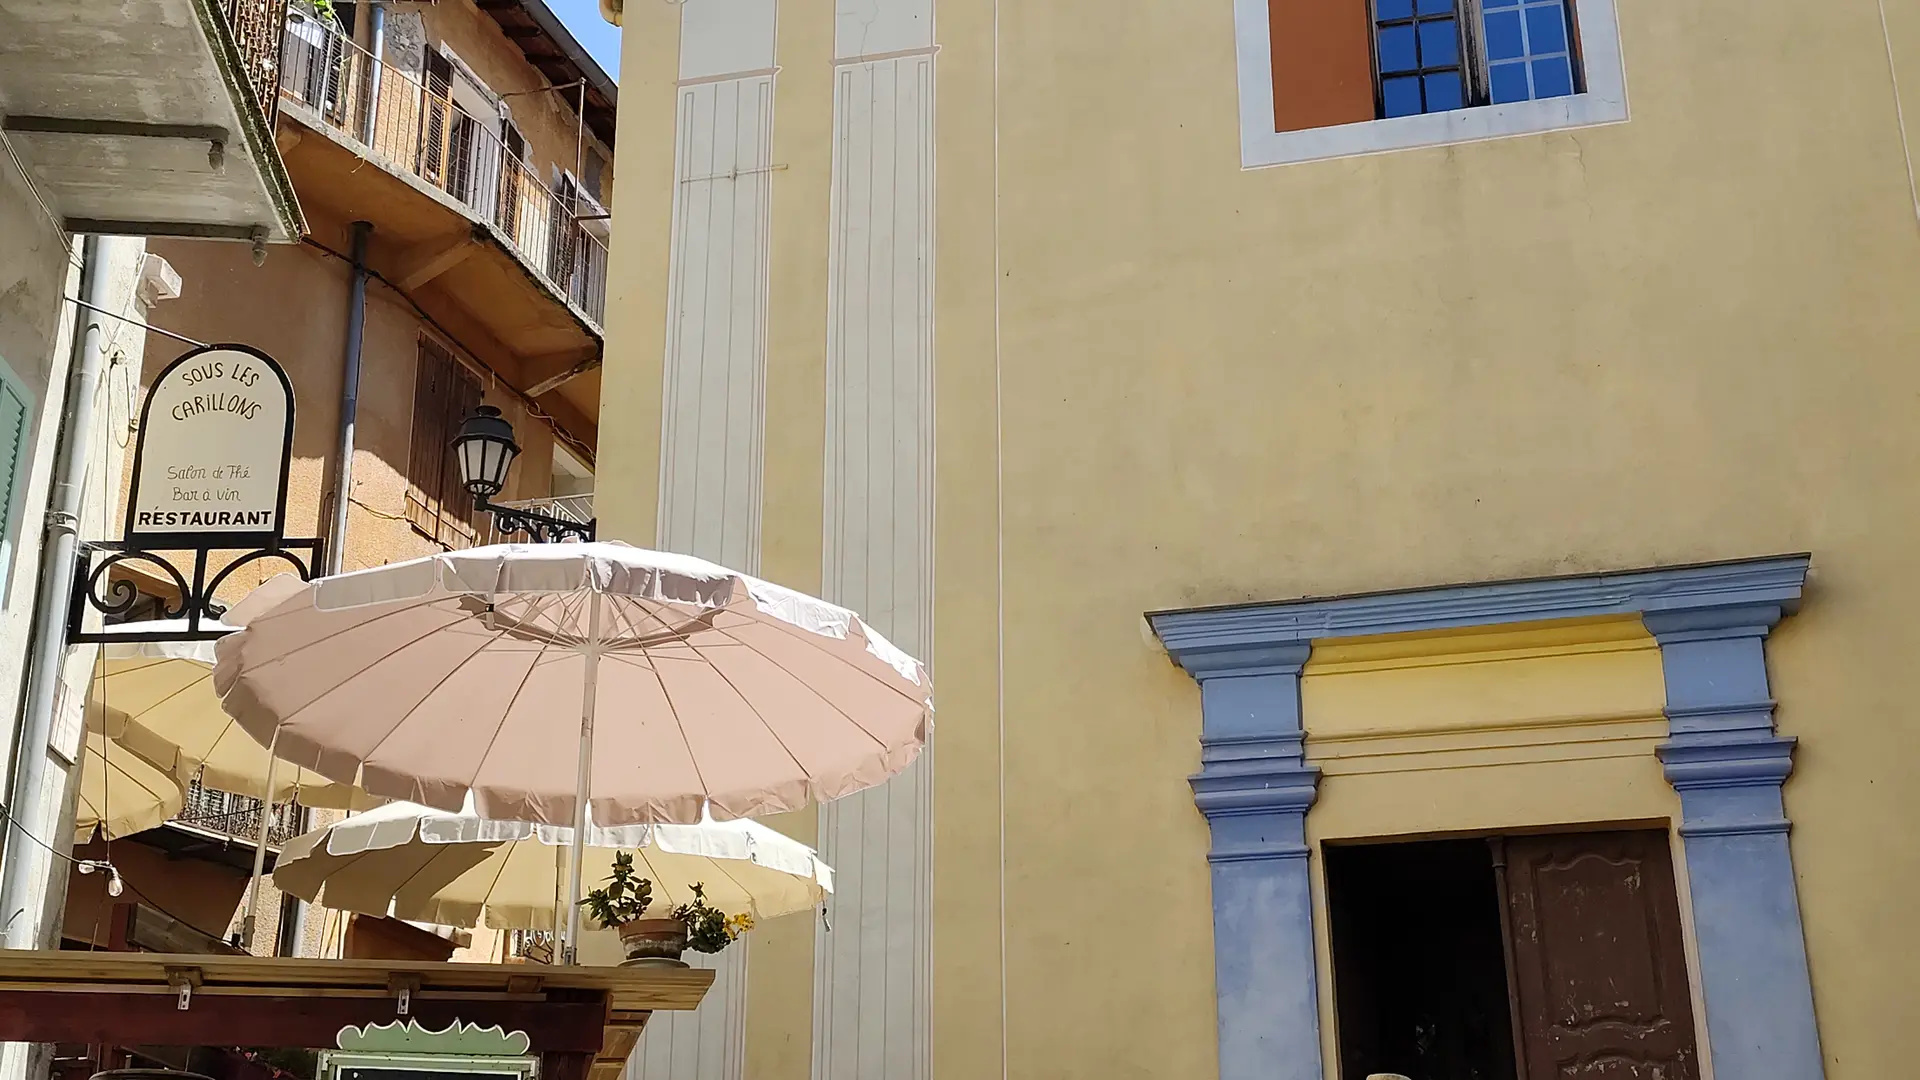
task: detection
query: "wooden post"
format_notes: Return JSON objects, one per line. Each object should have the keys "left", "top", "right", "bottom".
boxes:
{"left": 541, "top": 1050, "right": 594, "bottom": 1080}
{"left": 105, "top": 903, "right": 135, "bottom": 952}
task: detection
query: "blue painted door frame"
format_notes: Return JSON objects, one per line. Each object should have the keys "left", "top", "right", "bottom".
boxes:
{"left": 1150, "top": 555, "right": 1824, "bottom": 1080}
{"left": 1184, "top": 643, "right": 1321, "bottom": 1080}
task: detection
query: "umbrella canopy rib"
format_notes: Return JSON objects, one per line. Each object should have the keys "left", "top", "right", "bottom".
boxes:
{"left": 353, "top": 610, "right": 559, "bottom": 797}
{"left": 676, "top": 619, "right": 905, "bottom": 745}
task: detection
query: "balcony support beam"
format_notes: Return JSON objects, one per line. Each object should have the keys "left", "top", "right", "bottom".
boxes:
{"left": 1, "top": 115, "right": 227, "bottom": 144}
{"left": 523, "top": 346, "right": 603, "bottom": 398}
{"left": 64, "top": 220, "right": 264, "bottom": 241}
{"left": 395, "top": 229, "right": 484, "bottom": 291}
{"left": 405, "top": 296, "right": 601, "bottom": 454}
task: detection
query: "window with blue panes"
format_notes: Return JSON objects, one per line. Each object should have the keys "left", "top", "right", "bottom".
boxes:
{"left": 1483, "top": 0, "right": 1579, "bottom": 104}
{"left": 1373, "top": 0, "right": 1467, "bottom": 118}
{"left": 1371, "top": 0, "right": 1582, "bottom": 118}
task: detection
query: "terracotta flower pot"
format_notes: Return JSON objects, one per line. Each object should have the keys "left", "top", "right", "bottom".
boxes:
{"left": 616, "top": 918, "right": 689, "bottom": 967}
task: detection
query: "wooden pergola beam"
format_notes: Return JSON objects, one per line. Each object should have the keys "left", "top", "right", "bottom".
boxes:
{"left": 0, "top": 951, "right": 713, "bottom": 1077}
{"left": 0, "top": 990, "right": 612, "bottom": 1051}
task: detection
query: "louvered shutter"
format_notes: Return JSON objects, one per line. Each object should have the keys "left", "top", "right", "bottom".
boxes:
{"left": 0, "top": 367, "right": 33, "bottom": 597}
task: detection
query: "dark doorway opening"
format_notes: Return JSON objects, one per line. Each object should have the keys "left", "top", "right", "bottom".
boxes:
{"left": 1325, "top": 830, "right": 1702, "bottom": 1080}
{"left": 1325, "top": 839, "right": 1519, "bottom": 1080}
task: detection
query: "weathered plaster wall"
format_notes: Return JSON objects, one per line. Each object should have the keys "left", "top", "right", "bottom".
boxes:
{"left": 0, "top": 149, "right": 77, "bottom": 787}
{"left": 0, "top": 201, "right": 153, "bottom": 955}
{"left": 145, "top": 222, "right": 562, "bottom": 598}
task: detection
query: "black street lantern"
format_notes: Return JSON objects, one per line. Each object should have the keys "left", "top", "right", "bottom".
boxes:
{"left": 452, "top": 406, "right": 596, "bottom": 543}
{"left": 454, "top": 405, "right": 519, "bottom": 501}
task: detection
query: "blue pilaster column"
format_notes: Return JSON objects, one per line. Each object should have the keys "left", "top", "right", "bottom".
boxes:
{"left": 1177, "top": 643, "right": 1323, "bottom": 1080}
{"left": 1651, "top": 605, "right": 1825, "bottom": 1080}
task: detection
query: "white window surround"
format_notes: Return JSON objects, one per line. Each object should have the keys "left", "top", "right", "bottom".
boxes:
{"left": 1233, "top": 0, "right": 1628, "bottom": 169}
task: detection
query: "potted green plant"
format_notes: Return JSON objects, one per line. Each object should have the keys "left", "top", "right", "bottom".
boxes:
{"left": 578, "top": 852, "right": 756, "bottom": 967}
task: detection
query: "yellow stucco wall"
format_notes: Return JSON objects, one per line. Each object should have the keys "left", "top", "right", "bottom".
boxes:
{"left": 596, "top": 0, "right": 1920, "bottom": 1077}
{"left": 590, "top": 2, "right": 673, "bottom": 549}
{"left": 1302, "top": 619, "right": 1674, "bottom": 841}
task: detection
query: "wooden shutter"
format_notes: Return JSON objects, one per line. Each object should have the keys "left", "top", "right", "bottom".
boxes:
{"left": 1501, "top": 831, "right": 1701, "bottom": 1080}
{"left": 1268, "top": 0, "right": 1376, "bottom": 132}
{"left": 405, "top": 339, "right": 449, "bottom": 536}
{"left": 420, "top": 52, "right": 454, "bottom": 184}
{"left": 500, "top": 121, "right": 527, "bottom": 234}
{"left": 405, "top": 339, "right": 483, "bottom": 548}
{"left": 438, "top": 362, "right": 482, "bottom": 547}
{"left": 583, "top": 147, "right": 606, "bottom": 203}
{"left": 0, "top": 371, "right": 31, "bottom": 595}
{"left": 547, "top": 173, "right": 581, "bottom": 289}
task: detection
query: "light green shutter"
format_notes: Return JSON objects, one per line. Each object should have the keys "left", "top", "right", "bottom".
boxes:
{"left": 0, "top": 363, "right": 34, "bottom": 598}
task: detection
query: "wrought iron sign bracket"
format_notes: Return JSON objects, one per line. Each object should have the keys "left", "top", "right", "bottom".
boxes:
{"left": 65, "top": 342, "right": 315, "bottom": 645}
{"left": 66, "top": 537, "right": 326, "bottom": 644}
{"left": 475, "top": 495, "right": 596, "bottom": 544}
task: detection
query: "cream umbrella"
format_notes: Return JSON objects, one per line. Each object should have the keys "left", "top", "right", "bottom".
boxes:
{"left": 214, "top": 542, "right": 929, "bottom": 958}
{"left": 274, "top": 797, "right": 832, "bottom": 932}
{"left": 76, "top": 730, "right": 185, "bottom": 842}
{"left": 86, "top": 621, "right": 371, "bottom": 808}
{"left": 89, "top": 619, "right": 382, "bottom": 950}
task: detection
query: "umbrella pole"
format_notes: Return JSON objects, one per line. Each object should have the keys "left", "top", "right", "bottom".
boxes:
{"left": 240, "top": 733, "right": 280, "bottom": 951}
{"left": 564, "top": 589, "right": 603, "bottom": 964}
{"left": 552, "top": 841, "right": 567, "bottom": 951}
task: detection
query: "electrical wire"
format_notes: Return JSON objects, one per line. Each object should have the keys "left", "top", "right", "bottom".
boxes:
{"left": 67, "top": 286, "right": 156, "bottom": 451}
{"left": 65, "top": 295, "right": 208, "bottom": 349}
{"left": 1, "top": 129, "right": 65, "bottom": 239}
{"left": 0, "top": 802, "right": 102, "bottom": 874}
{"left": 109, "top": 350, "right": 137, "bottom": 450}
{"left": 347, "top": 495, "right": 411, "bottom": 523}
{"left": 0, "top": 800, "right": 122, "bottom": 942}
{"left": 111, "top": 864, "right": 229, "bottom": 943}
{"left": 297, "top": 235, "right": 597, "bottom": 463}
{"left": 0, "top": 276, "right": 136, "bottom": 943}
{"left": 90, "top": 352, "right": 117, "bottom": 949}
{"left": 64, "top": 273, "right": 222, "bottom": 950}
{"left": 0, "top": 275, "right": 242, "bottom": 951}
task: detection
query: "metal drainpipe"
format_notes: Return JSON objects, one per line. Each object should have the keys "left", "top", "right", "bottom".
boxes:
{"left": 326, "top": 221, "right": 372, "bottom": 577}
{"left": 361, "top": 3, "right": 386, "bottom": 146}
{"left": 292, "top": 222, "right": 373, "bottom": 954}
{"left": 0, "top": 235, "right": 112, "bottom": 947}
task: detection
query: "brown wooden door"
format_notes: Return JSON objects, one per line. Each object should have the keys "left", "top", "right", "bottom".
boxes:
{"left": 1501, "top": 830, "right": 1700, "bottom": 1080}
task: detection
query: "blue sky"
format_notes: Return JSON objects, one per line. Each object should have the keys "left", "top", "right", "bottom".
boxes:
{"left": 549, "top": 0, "right": 622, "bottom": 81}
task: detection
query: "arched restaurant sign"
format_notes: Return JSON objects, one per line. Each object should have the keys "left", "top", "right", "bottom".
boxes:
{"left": 125, "top": 344, "right": 295, "bottom": 545}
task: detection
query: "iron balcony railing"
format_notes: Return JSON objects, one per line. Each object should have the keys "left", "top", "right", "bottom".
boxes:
{"left": 177, "top": 776, "right": 303, "bottom": 847}
{"left": 507, "top": 929, "right": 554, "bottom": 963}
{"left": 478, "top": 493, "right": 593, "bottom": 547}
{"left": 277, "top": 10, "right": 609, "bottom": 326}
{"left": 508, "top": 493, "right": 594, "bottom": 524}
{"left": 221, "top": 0, "right": 293, "bottom": 123}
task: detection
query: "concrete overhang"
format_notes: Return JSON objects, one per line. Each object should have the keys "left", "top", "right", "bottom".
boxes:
{"left": 0, "top": 0, "right": 304, "bottom": 242}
